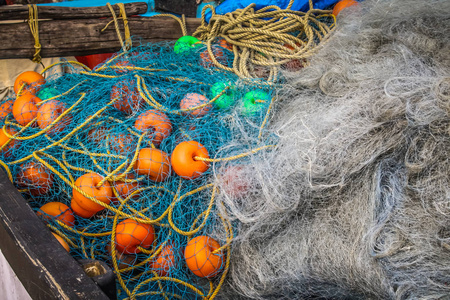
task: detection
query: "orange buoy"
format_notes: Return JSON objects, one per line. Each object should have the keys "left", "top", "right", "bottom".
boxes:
{"left": 200, "top": 47, "right": 227, "bottom": 68}
{"left": 0, "top": 127, "right": 19, "bottom": 158}
{"left": 37, "top": 100, "right": 72, "bottom": 135}
{"left": 108, "top": 133, "right": 136, "bottom": 155}
{"left": 134, "top": 148, "right": 171, "bottom": 182}
{"left": 184, "top": 236, "right": 223, "bottom": 278}
{"left": 13, "top": 93, "right": 42, "bottom": 126}
{"left": 134, "top": 110, "right": 172, "bottom": 146}
{"left": 180, "top": 93, "right": 212, "bottom": 118}
{"left": 0, "top": 100, "right": 13, "bottom": 121}
{"left": 115, "top": 219, "right": 155, "bottom": 254}
{"left": 332, "top": 0, "right": 358, "bottom": 16}
{"left": 71, "top": 173, "right": 112, "bottom": 218}
{"left": 37, "top": 202, "right": 75, "bottom": 227}
{"left": 149, "top": 244, "right": 176, "bottom": 276}
{"left": 171, "top": 141, "right": 210, "bottom": 179}
{"left": 52, "top": 232, "right": 70, "bottom": 252}
{"left": 110, "top": 80, "right": 143, "bottom": 114}
{"left": 217, "top": 37, "right": 233, "bottom": 51}
{"left": 112, "top": 174, "right": 140, "bottom": 204}
{"left": 17, "top": 161, "right": 53, "bottom": 196}
{"left": 14, "top": 71, "right": 45, "bottom": 95}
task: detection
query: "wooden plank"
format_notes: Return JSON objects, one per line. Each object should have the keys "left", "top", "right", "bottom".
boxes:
{"left": 0, "top": 3, "right": 148, "bottom": 20}
{"left": 154, "top": 0, "right": 197, "bottom": 18}
{"left": 0, "top": 170, "right": 110, "bottom": 300}
{"left": 0, "top": 16, "right": 202, "bottom": 59}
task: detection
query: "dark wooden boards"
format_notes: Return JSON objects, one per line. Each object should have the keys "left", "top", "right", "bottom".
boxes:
{"left": 0, "top": 169, "right": 111, "bottom": 300}
{"left": 0, "top": 2, "right": 148, "bottom": 20}
{"left": 154, "top": 0, "right": 197, "bottom": 17}
{"left": 0, "top": 16, "right": 202, "bottom": 59}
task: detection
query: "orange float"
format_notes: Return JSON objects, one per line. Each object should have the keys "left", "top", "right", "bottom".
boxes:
{"left": 150, "top": 244, "right": 176, "bottom": 276}
{"left": 112, "top": 174, "right": 140, "bottom": 204}
{"left": 171, "top": 141, "right": 209, "bottom": 179}
{"left": 87, "top": 126, "right": 108, "bottom": 145}
{"left": 184, "top": 236, "right": 223, "bottom": 278}
{"left": 0, "top": 127, "right": 19, "bottom": 157}
{"left": 113, "top": 60, "right": 134, "bottom": 73}
{"left": 71, "top": 172, "right": 112, "bottom": 218}
{"left": 13, "top": 93, "right": 42, "bottom": 126}
{"left": 200, "top": 46, "right": 227, "bottom": 68}
{"left": 0, "top": 100, "right": 13, "bottom": 120}
{"left": 218, "top": 37, "right": 233, "bottom": 51}
{"left": 134, "top": 110, "right": 172, "bottom": 146}
{"left": 180, "top": 93, "right": 212, "bottom": 118}
{"left": 37, "top": 202, "right": 75, "bottom": 227}
{"left": 110, "top": 81, "right": 143, "bottom": 114}
{"left": 13, "top": 71, "right": 45, "bottom": 95}
{"left": 16, "top": 161, "right": 53, "bottom": 196}
{"left": 134, "top": 148, "right": 171, "bottom": 182}
{"left": 332, "top": 0, "right": 358, "bottom": 16}
{"left": 52, "top": 232, "right": 70, "bottom": 252}
{"left": 109, "top": 133, "right": 135, "bottom": 155}
{"left": 37, "top": 100, "right": 72, "bottom": 135}
{"left": 115, "top": 219, "right": 155, "bottom": 254}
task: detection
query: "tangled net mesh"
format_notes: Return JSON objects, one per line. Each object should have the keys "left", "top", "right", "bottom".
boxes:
{"left": 215, "top": 0, "right": 450, "bottom": 299}
{"left": 0, "top": 40, "right": 280, "bottom": 299}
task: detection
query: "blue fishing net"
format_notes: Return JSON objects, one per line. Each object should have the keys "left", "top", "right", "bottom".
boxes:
{"left": 0, "top": 39, "right": 277, "bottom": 299}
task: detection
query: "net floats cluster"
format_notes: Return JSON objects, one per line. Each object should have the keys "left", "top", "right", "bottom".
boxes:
{"left": 0, "top": 39, "right": 276, "bottom": 299}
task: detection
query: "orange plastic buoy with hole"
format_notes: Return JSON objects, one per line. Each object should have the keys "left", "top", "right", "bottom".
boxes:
{"left": 171, "top": 141, "right": 210, "bottom": 179}
{"left": 115, "top": 219, "right": 155, "bottom": 254}
{"left": 149, "top": 244, "right": 176, "bottom": 276}
{"left": 110, "top": 81, "right": 143, "bottom": 114}
{"left": 71, "top": 172, "right": 112, "bottom": 218}
{"left": 184, "top": 236, "right": 223, "bottom": 278}
{"left": 134, "top": 148, "right": 171, "bottom": 182}
{"left": 52, "top": 232, "right": 70, "bottom": 252}
{"left": 0, "top": 127, "right": 19, "bottom": 158}
{"left": 37, "top": 202, "right": 75, "bottom": 227}
{"left": 17, "top": 161, "right": 53, "bottom": 196}
{"left": 180, "top": 93, "right": 212, "bottom": 118}
{"left": 14, "top": 71, "right": 45, "bottom": 95}
{"left": 134, "top": 110, "right": 172, "bottom": 146}
{"left": 0, "top": 100, "right": 13, "bottom": 121}
{"left": 13, "top": 93, "right": 42, "bottom": 126}
{"left": 332, "top": 0, "right": 358, "bottom": 16}
{"left": 37, "top": 100, "right": 72, "bottom": 135}
{"left": 170, "top": 141, "right": 209, "bottom": 179}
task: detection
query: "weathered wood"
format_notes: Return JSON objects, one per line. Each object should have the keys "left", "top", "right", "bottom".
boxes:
{"left": 154, "top": 0, "right": 197, "bottom": 18}
{"left": 0, "top": 16, "right": 202, "bottom": 59}
{"left": 0, "top": 2, "right": 148, "bottom": 20}
{"left": 0, "top": 170, "right": 110, "bottom": 300}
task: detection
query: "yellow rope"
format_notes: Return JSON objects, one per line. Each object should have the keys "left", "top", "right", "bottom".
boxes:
{"left": 27, "top": 5, "right": 42, "bottom": 64}
{"left": 193, "top": 0, "right": 335, "bottom": 82}
{"left": 103, "top": 3, "right": 132, "bottom": 52}
{"left": 194, "top": 144, "right": 275, "bottom": 162}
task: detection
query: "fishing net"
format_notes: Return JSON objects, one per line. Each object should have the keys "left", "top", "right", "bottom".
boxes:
{"left": 0, "top": 40, "right": 279, "bottom": 299}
